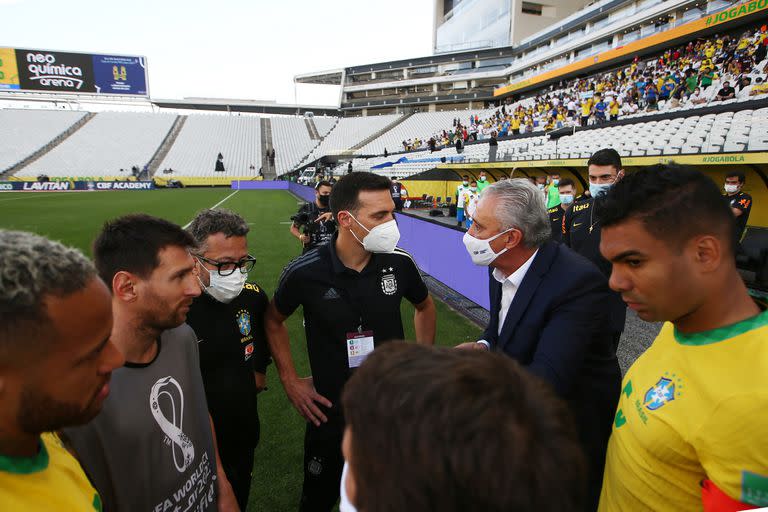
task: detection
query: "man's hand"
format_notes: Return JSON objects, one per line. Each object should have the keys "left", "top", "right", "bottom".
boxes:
{"left": 455, "top": 342, "right": 489, "bottom": 351}
{"left": 299, "top": 234, "right": 310, "bottom": 244}
{"left": 285, "top": 376, "right": 332, "bottom": 426}
{"left": 315, "top": 212, "right": 333, "bottom": 223}
{"left": 217, "top": 474, "right": 240, "bottom": 512}
{"left": 254, "top": 372, "right": 267, "bottom": 393}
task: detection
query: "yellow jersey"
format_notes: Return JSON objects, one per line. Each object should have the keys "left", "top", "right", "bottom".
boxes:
{"left": 0, "top": 432, "right": 101, "bottom": 511}
{"left": 599, "top": 308, "right": 768, "bottom": 511}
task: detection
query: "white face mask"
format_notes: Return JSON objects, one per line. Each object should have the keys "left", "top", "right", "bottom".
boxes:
{"left": 198, "top": 262, "right": 247, "bottom": 303}
{"left": 560, "top": 193, "right": 574, "bottom": 205}
{"left": 462, "top": 228, "right": 513, "bottom": 266}
{"left": 590, "top": 182, "right": 613, "bottom": 198}
{"left": 348, "top": 213, "right": 400, "bottom": 254}
{"left": 724, "top": 183, "right": 739, "bottom": 194}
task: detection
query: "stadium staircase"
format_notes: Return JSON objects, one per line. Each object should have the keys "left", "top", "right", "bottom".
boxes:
{"left": 260, "top": 117, "right": 276, "bottom": 179}
{"left": 1, "top": 112, "right": 96, "bottom": 179}
{"left": 304, "top": 118, "right": 320, "bottom": 140}
{"left": 147, "top": 115, "right": 187, "bottom": 177}
{"left": 349, "top": 112, "right": 414, "bottom": 152}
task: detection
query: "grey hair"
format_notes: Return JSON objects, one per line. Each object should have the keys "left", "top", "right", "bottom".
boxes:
{"left": 0, "top": 230, "right": 96, "bottom": 357}
{"left": 480, "top": 178, "right": 551, "bottom": 248}
{"left": 187, "top": 208, "right": 250, "bottom": 251}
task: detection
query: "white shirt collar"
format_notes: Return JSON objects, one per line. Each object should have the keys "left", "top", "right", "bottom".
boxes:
{"left": 492, "top": 249, "right": 539, "bottom": 288}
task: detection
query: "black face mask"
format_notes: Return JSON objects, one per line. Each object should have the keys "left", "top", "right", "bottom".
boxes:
{"left": 318, "top": 194, "right": 330, "bottom": 207}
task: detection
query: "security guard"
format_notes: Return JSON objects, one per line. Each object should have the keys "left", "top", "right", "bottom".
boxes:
{"left": 291, "top": 181, "right": 337, "bottom": 253}
{"left": 265, "top": 172, "right": 437, "bottom": 512}
{"left": 564, "top": 148, "right": 626, "bottom": 349}
{"left": 548, "top": 178, "right": 576, "bottom": 243}
{"left": 724, "top": 169, "right": 752, "bottom": 244}
{"left": 186, "top": 208, "right": 271, "bottom": 511}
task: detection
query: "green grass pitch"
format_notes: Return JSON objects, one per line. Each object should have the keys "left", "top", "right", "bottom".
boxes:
{"left": 0, "top": 188, "right": 482, "bottom": 511}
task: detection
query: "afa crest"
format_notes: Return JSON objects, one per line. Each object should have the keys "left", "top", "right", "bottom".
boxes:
{"left": 381, "top": 273, "right": 397, "bottom": 296}
{"left": 236, "top": 310, "right": 251, "bottom": 336}
{"left": 643, "top": 376, "right": 679, "bottom": 411}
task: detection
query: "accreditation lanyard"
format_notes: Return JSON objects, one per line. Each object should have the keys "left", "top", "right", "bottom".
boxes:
{"left": 335, "top": 273, "right": 375, "bottom": 369}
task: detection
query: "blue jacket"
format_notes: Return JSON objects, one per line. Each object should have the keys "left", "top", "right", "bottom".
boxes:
{"left": 481, "top": 241, "right": 621, "bottom": 510}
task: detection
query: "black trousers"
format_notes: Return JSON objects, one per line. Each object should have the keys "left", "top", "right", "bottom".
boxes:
{"left": 218, "top": 418, "right": 260, "bottom": 510}
{"left": 299, "top": 412, "right": 345, "bottom": 512}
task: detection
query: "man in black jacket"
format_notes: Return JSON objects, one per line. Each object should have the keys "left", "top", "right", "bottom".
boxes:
{"left": 187, "top": 208, "right": 272, "bottom": 510}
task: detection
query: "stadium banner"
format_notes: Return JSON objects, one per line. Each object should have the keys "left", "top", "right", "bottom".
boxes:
{"left": 0, "top": 181, "right": 155, "bottom": 191}
{"left": 396, "top": 212, "right": 490, "bottom": 310}
{"left": 437, "top": 152, "right": 768, "bottom": 169}
{"left": 0, "top": 48, "right": 20, "bottom": 90}
{"left": 494, "top": 0, "right": 768, "bottom": 97}
{"left": 92, "top": 54, "right": 147, "bottom": 95}
{"left": 10, "top": 48, "right": 148, "bottom": 96}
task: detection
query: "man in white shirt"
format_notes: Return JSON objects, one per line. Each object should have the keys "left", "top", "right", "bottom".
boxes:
{"left": 456, "top": 179, "right": 621, "bottom": 512}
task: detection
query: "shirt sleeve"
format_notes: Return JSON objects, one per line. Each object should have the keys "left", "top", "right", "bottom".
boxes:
{"left": 273, "top": 260, "right": 304, "bottom": 317}
{"left": 731, "top": 194, "right": 752, "bottom": 214}
{"left": 694, "top": 393, "right": 768, "bottom": 507}
{"left": 399, "top": 252, "right": 429, "bottom": 305}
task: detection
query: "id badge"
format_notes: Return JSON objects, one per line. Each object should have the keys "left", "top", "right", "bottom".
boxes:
{"left": 346, "top": 330, "right": 375, "bottom": 368}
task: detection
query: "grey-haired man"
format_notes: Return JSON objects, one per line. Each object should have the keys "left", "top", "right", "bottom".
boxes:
{"left": 186, "top": 208, "right": 271, "bottom": 511}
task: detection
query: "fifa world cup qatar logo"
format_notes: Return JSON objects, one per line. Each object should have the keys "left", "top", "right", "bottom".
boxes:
{"left": 150, "top": 376, "right": 195, "bottom": 472}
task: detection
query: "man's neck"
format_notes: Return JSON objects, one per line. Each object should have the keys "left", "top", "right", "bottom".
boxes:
{"left": 675, "top": 270, "right": 761, "bottom": 334}
{"left": 111, "top": 305, "right": 161, "bottom": 364}
{"left": 727, "top": 190, "right": 740, "bottom": 197}
{"left": 0, "top": 429, "right": 39, "bottom": 458}
{"left": 315, "top": 199, "right": 324, "bottom": 209}
{"left": 492, "top": 246, "right": 537, "bottom": 279}
{"left": 335, "top": 230, "right": 372, "bottom": 273}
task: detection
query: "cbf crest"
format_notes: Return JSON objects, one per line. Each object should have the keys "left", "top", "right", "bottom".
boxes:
{"left": 380, "top": 267, "right": 397, "bottom": 296}
{"left": 236, "top": 309, "right": 251, "bottom": 336}
{"left": 643, "top": 374, "right": 683, "bottom": 411}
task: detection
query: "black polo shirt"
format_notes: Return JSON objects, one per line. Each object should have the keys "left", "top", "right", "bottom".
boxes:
{"left": 725, "top": 191, "right": 752, "bottom": 241}
{"left": 273, "top": 234, "right": 429, "bottom": 405}
{"left": 186, "top": 282, "right": 271, "bottom": 446}
{"left": 548, "top": 204, "right": 566, "bottom": 243}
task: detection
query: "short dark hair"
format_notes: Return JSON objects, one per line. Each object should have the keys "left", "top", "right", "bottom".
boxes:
{"left": 329, "top": 172, "right": 391, "bottom": 217}
{"left": 588, "top": 148, "right": 622, "bottom": 170}
{"left": 725, "top": 170, "right": 745, "bottom": 183}
{"left": 187, "top": 208, "right": 249, "bottom": 252}
{"left": 596, "top": 164, "right": 735, "bottom": 251}
{"left": 342, "top": 343, "right": 586, "bottom": 512}
{"left": 315, "top": 180, "right": 332, "bottom": 190}
{"left": 557, "top": 178, "right": 576, "bottom": 188}
{"left": 93, "top": 214, "right": 196, "bottom": 287}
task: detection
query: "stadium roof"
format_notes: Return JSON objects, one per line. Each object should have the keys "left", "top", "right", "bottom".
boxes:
{"left": 151, "top": 97, "right": 340, "bottom": 116}
{"left": 294, "top": 69, "right": 345, "bottom": 86}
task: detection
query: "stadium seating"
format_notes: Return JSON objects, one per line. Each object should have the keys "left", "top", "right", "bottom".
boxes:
{"left": 158, "top": 114, "right": 262, "bottom": 177}
{"left": 304, "top": 114, "right": 402, "bottom": 162}
{"left": 17, "top": 112, "right": 176, "bottom": 178}
{"left": 271, "top": 116, "right": 317, "bottom": 175}
{"left": 0, "top": 109, "right": 86, "bottom": 171}
{"left": 313, "top": 116, "right": 337, "bottom": 137}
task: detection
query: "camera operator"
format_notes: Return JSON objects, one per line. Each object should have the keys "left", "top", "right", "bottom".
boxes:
{"left": 290, "top": 181, "right": 337, "bottom": 253}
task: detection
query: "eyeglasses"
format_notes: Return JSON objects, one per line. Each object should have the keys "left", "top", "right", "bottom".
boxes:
{"left": 195, "top": 255, "right": 256, "bottom": 276}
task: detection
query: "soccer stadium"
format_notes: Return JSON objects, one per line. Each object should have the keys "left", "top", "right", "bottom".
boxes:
{"left": 1, "top": 0, "right": 767, "bottom": 510}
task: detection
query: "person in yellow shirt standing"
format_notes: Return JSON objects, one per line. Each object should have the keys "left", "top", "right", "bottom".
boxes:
{"left": 0, "top": 230, "right": 125, "bottom": 511}
{"left": 580, "top": 96, "right": 594, "bottom": 127}
{"left": 597, "top": 164, "right": 768, "bottom": 512}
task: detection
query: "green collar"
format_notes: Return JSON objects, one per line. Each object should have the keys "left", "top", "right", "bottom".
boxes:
{"left": 674, "top": 309, "right": 768, "bottom": 346}
{"left": 0, "top": 437, "right": 49, "bottom": 474}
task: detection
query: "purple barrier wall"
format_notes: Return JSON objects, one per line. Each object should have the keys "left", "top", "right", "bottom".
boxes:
{"left": 288, "top": 182, "right": 316, "bottom": 202}
{"left": 231, "top": 181, "right": 289, "bottom": 190}
{"left": 395, "top": 213, "right": 490, "bottom": 310}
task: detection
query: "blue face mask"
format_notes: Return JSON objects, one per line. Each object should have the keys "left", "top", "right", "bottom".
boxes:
{"left": 590, "top": 183, "right": 613, "bottom": 198}
{"left": 559, "top": 193, "right": 574, "bottom": 205}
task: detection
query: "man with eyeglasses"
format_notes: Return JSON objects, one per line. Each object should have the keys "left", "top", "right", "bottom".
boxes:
{"left": 186, "top": 208, "right": 272, "bottom": 511}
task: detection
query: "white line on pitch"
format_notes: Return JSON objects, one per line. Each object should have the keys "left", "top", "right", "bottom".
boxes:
{"left": 182, "top": 190, "right": 239, "bottom": 229}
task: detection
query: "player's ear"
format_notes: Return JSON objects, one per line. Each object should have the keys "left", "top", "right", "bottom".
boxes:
{"left": 112, "top": 271, "right": 139, "bottom": 303}
{"left": 691, "top": 235, "right": 722, "bottom": 273}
